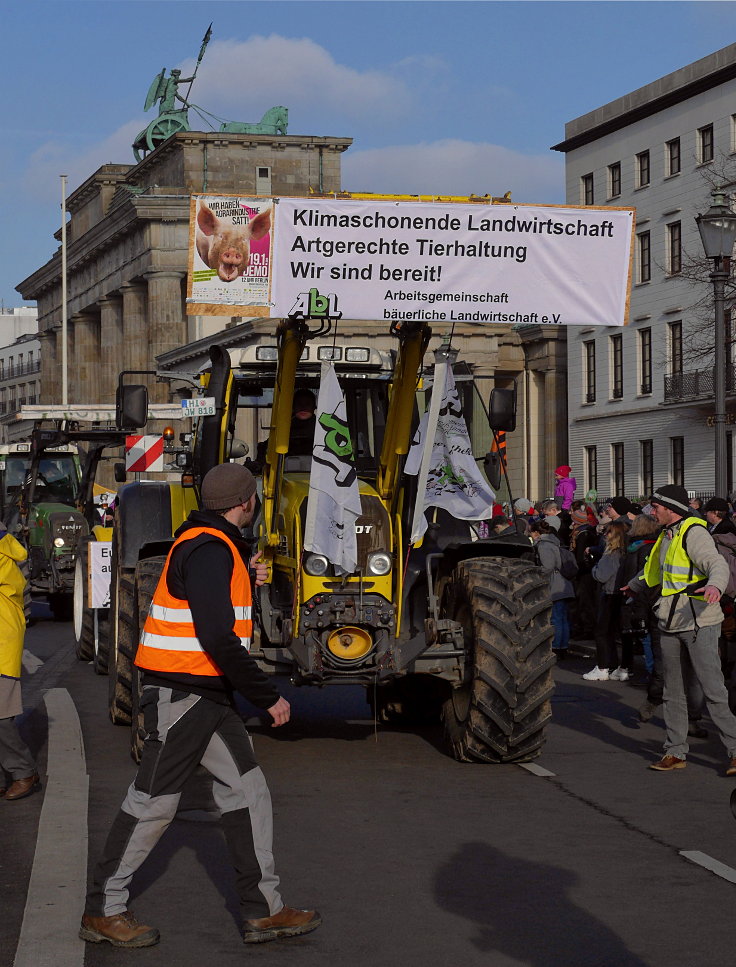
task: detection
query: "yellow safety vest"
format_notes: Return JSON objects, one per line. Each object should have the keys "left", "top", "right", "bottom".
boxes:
{"left": 643, "top": 516, "right": 707, "bottom": 600}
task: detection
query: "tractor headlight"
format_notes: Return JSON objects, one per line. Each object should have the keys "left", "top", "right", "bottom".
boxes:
{"left": 304, "top": 554, "right": 330, "bottom": 576}
{"left": 367, "top": 552, "right": 392, "bottom": 576}
{"left": 54, "top": 537, "right": 65, "bottom": 548}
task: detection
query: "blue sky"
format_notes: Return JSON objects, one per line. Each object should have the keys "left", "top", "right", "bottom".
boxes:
{"left": 4, "top": 0, "right": 736, "bottom": 308}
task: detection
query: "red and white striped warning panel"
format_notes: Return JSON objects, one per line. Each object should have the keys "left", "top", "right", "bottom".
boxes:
{"left": 125, "top": 435, "right": 164, "bottom": 472}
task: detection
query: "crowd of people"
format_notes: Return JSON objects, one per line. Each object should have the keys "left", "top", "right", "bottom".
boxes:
{"left": 486, "top": 467, "right": 736, "bottom": 775}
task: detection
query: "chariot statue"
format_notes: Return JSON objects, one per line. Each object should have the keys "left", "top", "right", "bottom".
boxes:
{"left": 131, "top": 25, "right": 290, "bottom": 163}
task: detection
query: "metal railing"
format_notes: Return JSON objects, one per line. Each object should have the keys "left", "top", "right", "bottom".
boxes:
{"left": 0, "top": 359, "right": 41, "bottom": 382}
{"left": 664, "top": 365, "right": 736, "bottom": 402}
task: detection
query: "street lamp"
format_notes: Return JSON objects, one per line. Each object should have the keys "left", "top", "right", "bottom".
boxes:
{"left": 695, "top": 190, "right": 736, "bottom": 497}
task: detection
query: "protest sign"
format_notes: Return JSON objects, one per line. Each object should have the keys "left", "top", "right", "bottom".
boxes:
{"left": 186, "top": 194, "right": 273, "bottom": 316}
{"left": 270, "top": 198, "right": 634, "bottom": 327}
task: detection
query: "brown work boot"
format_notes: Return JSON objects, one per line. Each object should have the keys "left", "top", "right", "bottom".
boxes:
{"left": 4, "top": 774, "right": 40, "bottom": 800}
{"left": 79, "top": 911, "right": 160, "bottom": 947}
{"left": 243, "top": 906, "right": 321, "bottom": 944}
{"left": 726, "top": 758, "right": 736, "bottom": 777}
{"left": 648, "top": 755, "right": 686, "bottom": 771}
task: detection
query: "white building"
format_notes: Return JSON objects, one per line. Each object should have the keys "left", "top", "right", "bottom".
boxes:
{"left": 0, "top": 307, "right": 41, "bottom": 441}
{"left": 553, "top": 43, "right": 736, "bottom": 501}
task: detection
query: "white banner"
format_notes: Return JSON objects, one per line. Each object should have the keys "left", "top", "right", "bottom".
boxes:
{"left": 271, "top": 198, "right": 633, "bottom": 327}
{"left": 405, "top": 364, "right": 496, "bottom": 542}
{"left": 89, "top": 542, "right": 112, "bottom": 609}
{"left": 303, "top": 363, "right": 362, "bottom": 575}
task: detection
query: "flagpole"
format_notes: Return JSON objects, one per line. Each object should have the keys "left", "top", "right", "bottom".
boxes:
{"left": 184, "top": 23, "right": 212, "bottom": 105}
{"left": 409, "top": 349, "right": 448, "bottom": 544}
{"left": 60, "top": 174, "right": 68, "bottom": 405}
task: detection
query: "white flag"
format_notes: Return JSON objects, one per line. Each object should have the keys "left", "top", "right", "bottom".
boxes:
{"left": 303, "top": 362, "right": 362, "bottom": 575}
{"left": 406, "top": 364, "right": 495, "bottom": 542}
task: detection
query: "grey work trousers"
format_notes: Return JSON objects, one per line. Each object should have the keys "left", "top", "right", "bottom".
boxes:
{"left": 85, "top": 687, "right": 282, "bottom": 921}
{"left": 660, "top": 624, "right": 736, "bottom": 760}
{"left": 0, "top": 716, "right": 36, "bottom": 780}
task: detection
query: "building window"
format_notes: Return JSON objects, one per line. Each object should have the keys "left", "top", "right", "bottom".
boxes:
{"left": 699, "top": 124, "right": 714, "bottom": 164}
{"left": 671, "top": 437, "right": 685, "bottom": 486}
{"left": 667, "top": 221, "right": 682, "bottom": 275}
{"left": 640, "top": 439, "right": 654, "bottom": 497}
{"left": 581, "top": 173, "right": 594, "bottom": 205}
{"left": 612, "top": 443, "right": 625, "bottom": 496}
{"left": 636, "top": 150, "right": 650, "bottom": 188}
{"left": 28, "top": 350, "right": 33, "bottom": 370}
{"left": 637, "top": 231, "right": 651, "bottom": 283}
{"left": 585, "top": 445, "right": 598, "bottom": 493}
{"left": 610, "top": 333, "right": 623, "bottom": 399}
{"left": 0, "top": 360, "right": 4, "bottom": 379}
{"left": 583, "top": 340, "right": 596, "bottom": 403}
{"left": 608, "top": 162, "right": 621, "bottom": 198}
{"left": 666, "top": 137, "right": 681, "bottom": 176}
{"left": 639, "top": 327, "right": 652, "bottom": 394}
{"left": 669, "top": 320, "right": 683, "bottom": 375}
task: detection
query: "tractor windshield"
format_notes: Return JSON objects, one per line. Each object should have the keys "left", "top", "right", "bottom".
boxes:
{"left": 2, "top": 454, "right": 80, "bottom": 509}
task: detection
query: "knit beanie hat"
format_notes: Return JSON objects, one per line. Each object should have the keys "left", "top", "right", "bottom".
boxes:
{"left": 555, "top": 465, "right": 571, "bottom": 478}
{"left": 608, "top": 496, "right": 633, "bottom": 516}
{"left": 570, "top": 508, "right": 588, "bottom": 526}
{"left": 544, "top": 515, "right": 561, "bottom": 532}
{"left": 704, "top": 496, "right": 730, "bottom": 514}
{"left": 649, "top": 485, "right": 690, "bottom": 516}
{"left": 201, "top": 463, "right": 257, "bottom": 511}
{"left": 514, "top": 498, "right": 534, "bottom": 514}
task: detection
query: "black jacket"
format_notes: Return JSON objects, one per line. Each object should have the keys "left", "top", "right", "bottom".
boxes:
{"left": 141, "top": 509, "right": 280, "bottom": 711}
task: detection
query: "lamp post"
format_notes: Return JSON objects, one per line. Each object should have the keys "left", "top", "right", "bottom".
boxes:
{"left": 695, "top": 191, "right": 736, "bottom": 497}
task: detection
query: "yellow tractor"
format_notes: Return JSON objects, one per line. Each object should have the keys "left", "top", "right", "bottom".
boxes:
{"left": 108, "top": 314, "right": 554, "bottom": 762}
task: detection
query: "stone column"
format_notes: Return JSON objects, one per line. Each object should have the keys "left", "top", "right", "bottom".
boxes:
{"left": 39, "top": 329, "right": 59, "bottom": 404}
{"left": 144, "top": 271, "right": 186, "bottom": 402}
{"left": 120, "top": 281, "right": 149, "bottom": 374}
{"left": 72, "top": 309, "right": 101, "bottom": 404}
{"left": 98, "top": 295, "right": 124, "bottom": 401}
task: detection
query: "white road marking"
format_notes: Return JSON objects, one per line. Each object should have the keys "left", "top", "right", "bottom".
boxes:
{"left": 518, "top": 762, "right": 556, "bottom": 777}
{"left": 21, "top": 652, "right": 43, "bottom": 675}
{"left": 679, "top": 850, "right": 736, "bottom": 885}
{"left": 13, "top": 688, "right": 88, "bottom": 967}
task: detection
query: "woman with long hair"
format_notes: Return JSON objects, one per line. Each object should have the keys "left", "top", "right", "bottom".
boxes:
{"left": 583, "top": 519, "right": 628, "bottom": 681}
{"left": 530, "top": 516, "right": 575, "bottom": 660}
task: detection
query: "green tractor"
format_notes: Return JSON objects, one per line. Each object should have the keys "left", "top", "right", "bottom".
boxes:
{"left": 0, "top": 439, "right": 86, "bottom": 620}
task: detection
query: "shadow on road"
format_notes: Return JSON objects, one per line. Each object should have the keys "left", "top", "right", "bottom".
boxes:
{"left": 435, "top": 841, "right": 650, "bottom": 967}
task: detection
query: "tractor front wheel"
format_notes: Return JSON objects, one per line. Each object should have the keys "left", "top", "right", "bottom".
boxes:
{"left": 440, "top": 558, "right": 554, "bottom": 763}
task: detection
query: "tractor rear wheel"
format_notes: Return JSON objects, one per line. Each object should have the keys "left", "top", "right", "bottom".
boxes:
{"left": 130, "top": 557, "right": 165, "bottom": 762}
{"left": 73, "top": 544, "right": 94, "bottom": 662}
{"left": 440, "top": 558, "right": 554, "bottom": 763}
{"left": 107, "top": 537, "right": 136, "bottom": 725}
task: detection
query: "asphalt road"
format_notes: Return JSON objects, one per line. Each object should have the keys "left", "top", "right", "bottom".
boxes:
{"left": 3, "top": 611, "right": 736, "bottom": 967}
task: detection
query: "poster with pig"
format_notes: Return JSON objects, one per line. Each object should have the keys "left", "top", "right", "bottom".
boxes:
{"left": 186, "top": 194, "right": 273, "bottom": 316}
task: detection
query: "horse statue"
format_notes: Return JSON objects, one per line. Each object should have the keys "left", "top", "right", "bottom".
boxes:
{"left": 219, "top": 106, "right": 288, "bottom": 136}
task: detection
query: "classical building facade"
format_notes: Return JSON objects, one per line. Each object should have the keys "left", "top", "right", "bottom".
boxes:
{"left": 554, "top": 42, "right": 736, "bottom": 500}
{"left": 17, "top": 129, "right": 568, "bottom": 500}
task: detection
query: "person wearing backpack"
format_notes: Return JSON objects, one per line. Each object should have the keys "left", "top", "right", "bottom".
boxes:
{"left": 530, "top": 516, "right": 575, "bottom": 660}
{"left": 583, "top": 520, "right": 628, "bottom": 681}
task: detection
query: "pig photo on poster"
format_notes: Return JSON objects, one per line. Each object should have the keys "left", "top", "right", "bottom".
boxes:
{"left": 187, "top": 194, "right": 273, "bottom": 310}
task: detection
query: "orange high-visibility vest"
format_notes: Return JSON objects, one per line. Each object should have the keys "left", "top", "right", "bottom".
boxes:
{"left": 135, "top": 527, "right": 253, "bottom": 677}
